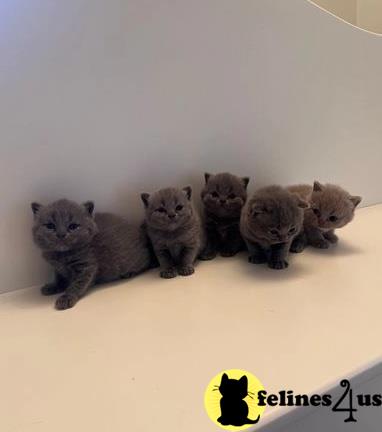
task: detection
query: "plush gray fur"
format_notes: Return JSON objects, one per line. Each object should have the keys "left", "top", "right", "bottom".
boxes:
{"left": 288, "top": 181, "right": 362, "bottom": 252}
{"left": 141, "top": 187, "right": 203, "bottom": 278}
{"left": 240, "top": 186, "right": 307, "bottom": 269}
{"left": 200, "top": 172, "right": 249, "bottom": 259}
{"left": 31, "top": 199, "right": 155, "bottom": 310}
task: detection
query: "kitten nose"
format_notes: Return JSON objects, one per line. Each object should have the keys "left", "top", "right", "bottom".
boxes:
{"left": 168, "top": 213, "right": 176, "bottom": 219}
{"left": 220, "top": 199, "right": 226, "bottom": 204}
{"left": 56, "top": 233, "right": 66, "bottom": 239}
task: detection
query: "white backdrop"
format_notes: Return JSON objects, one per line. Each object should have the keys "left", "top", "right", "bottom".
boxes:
{"left": 1, "top": 0, "right": 382, "bottom": 293}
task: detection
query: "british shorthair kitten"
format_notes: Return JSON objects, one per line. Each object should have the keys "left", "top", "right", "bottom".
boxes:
{"left": 141, "top": 186, "right": 202, "bottom": 278}
{"left": 31, "top": 199, "right": 156, "bottom": 310}
{"left": 288, "top": 181, "right": 362, "bottom": 252}
{"left": 240, "top": 186, "right": 307, "bottom": 269}
{"left": 200, "top": 172, "right": 249, "bottom": 259}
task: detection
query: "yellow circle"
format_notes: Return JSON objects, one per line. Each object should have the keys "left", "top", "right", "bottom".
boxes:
{"left": 204, "top": 369, "right": 266, "bottom": 431}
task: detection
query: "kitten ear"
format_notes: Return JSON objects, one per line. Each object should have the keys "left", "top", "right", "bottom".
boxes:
{"left": 141, "top": 193, "right": 150, "bottom": 208}
{"left": 242, "top": 177, "right": 250, "bottom": 189}
{"left": 204, "top": 173, "right": 212, "bottom": 184}
{"left": 239, "top": 375, "right": 248, "bottom": 388}
{"left": 31, "top": 202, "right": 43, "bottom": 215}
{"left": 182, "top": 186, "right": 192, "bottom": 200}
{"left": 349, "top": 195, "right": 362, "bottom": 208}
{"left": 313, "top": 181, "right": 324, "bottom": 192}
{"left": 83, "top": 201, "right": 95, "bottom": 216}
{"left": 291, "top": 193, "right": 309, "bottom": 209}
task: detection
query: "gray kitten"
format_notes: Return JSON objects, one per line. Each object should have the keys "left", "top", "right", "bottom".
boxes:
{"left": 240, "top": 186, "right": 307, "bottom": 269}
{"left": 141, "top": 186, "right": 202, "bottom": 278}
{"left": 200, "top": 172, "right": 249, "bottom": 259}
{"left": 288, "top": 181, "right": 362, "bottom": 252}
{"left": 31, "top": 199, "right": 155, "bottom": 310}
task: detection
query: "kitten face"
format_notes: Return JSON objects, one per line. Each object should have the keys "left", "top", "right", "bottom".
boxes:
{"left": 31, "top": 199, "right": 98, "bottom": 252}
{"left": 246, "top": 186, "right": 306, "bottom": 244}
{"left": 201, "top": 172, "right": 249, "bottom": 218}
{"left": 141, "top": 187, "right": 194, "bottom": 231}
{"left": 310, "top": 181, "right": 362, "bottom": 230}
{"left": 219, "top": 373, "right": 248, "bottom": 399}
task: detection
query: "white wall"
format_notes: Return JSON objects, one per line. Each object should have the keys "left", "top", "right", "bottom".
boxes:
{"left": 1, "top": 0, "right": 382, "bottom": 293}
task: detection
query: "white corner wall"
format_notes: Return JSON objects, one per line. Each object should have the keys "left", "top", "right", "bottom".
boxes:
{"left": 1, "top": 0, "right": 382, "bottom": 293}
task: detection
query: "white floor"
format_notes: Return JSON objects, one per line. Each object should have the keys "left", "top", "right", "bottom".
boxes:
{"left": 1, "top": 205, "right": 381, "bottom": 432}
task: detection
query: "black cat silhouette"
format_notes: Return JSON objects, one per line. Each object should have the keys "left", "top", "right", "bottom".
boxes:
{"left": 217, "top": 373, "right": 260, "bottom": 427}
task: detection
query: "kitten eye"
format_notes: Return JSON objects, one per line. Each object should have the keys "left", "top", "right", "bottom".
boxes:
{"left": 44, "top": 223, "right": 56, "bottom": 230}
{"left": 211, "top": 191, "right": 219, "bottom": 198}
{"left": 269, "top": 228, "right": 278, "bottom": 236}
{"left": 68, "top": 223, "right": 80, "bottom": 231}
{"left": 329, "top": 215, "right": 338, "bottom": 222}
{"left": 312, "top": 208, "right": 321, "bottom": 216}
{"left": 289, "top": 226, "right": 296, "bottom": 234}
{"left": 156, "top": 207, "right": 166, "bottom": 213}
{"left": 175, "top": 205, "right": 183, "bottom": 211}
{"left": 228, "top": 193, "right": 235, "bottom": 199}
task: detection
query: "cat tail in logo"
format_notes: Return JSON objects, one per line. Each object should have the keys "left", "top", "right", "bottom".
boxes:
{"left": 245, "top": 415, "right": 260, "bottom": 424}
{"left": 218, "top": 414, "right": 260, "bottom": 426}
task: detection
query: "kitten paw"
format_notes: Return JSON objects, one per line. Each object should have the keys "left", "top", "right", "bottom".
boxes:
{"left": 290, "top": 240, "right": 306, "bottom": 253}
{"left": 121, "top": 271, "right": 137, "bottom": 279}
{"left": 268, "top": 260, "right": 289, "bottom": 270}
{"left": 311, "top": 239, "right": 330, "bottom": 249}
{"left": 41, "top": 283, "right": 65, "bottom": 296}
{"left": 198, "top": 250, "right": 217, "bottom": 261}
{"left": 178, "top": 265, "right": 195, "bottom": 276}
{"left": 248, "top": 255, "right": 267, "bottom": 264}
{"left": 325, "top": 233, "right": 339, "bottom": 244}
{"left": 55, "top": 294, "right": 78, "bottom": 310}
{"left": 160, "top": 268, "right": 177, "bottom": 279}
{"left": 220, "top": 249, "right": 237, "bottom": 257}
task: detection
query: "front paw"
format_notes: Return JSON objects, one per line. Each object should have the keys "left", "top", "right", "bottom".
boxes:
{"left": 290, "top": 238, "right": 306, "bottom": 253}
{"left": 121, "top": 271, "right": 137, "bottom": 279}
{"left": 311, "top": 238, "right": 330, "bottom": 249}
{"left": 41, "top": 283, "right": 64, "bottom": 296}
{"left": 325, "top": 233, "right": 338, "bottom": 244}
{"left": 220, "top": 249, "right": 237, "bottom": 257}
{"left": 248, "top": 255, "right": 267, "bottom": 264}
{"left": 198, "top": 250, "right": 217, "bottom": 261}
{"left": 160, "top": 268, "right": 177, "bottom": 279}
{"left": 178, "top": 265, "right": 195, "bottom": 276}
{"left": 55, "top": 294, "right": 78, "bottom": 310}
{"left": 268, "top": 259, "right": 289, "bottom": 270}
